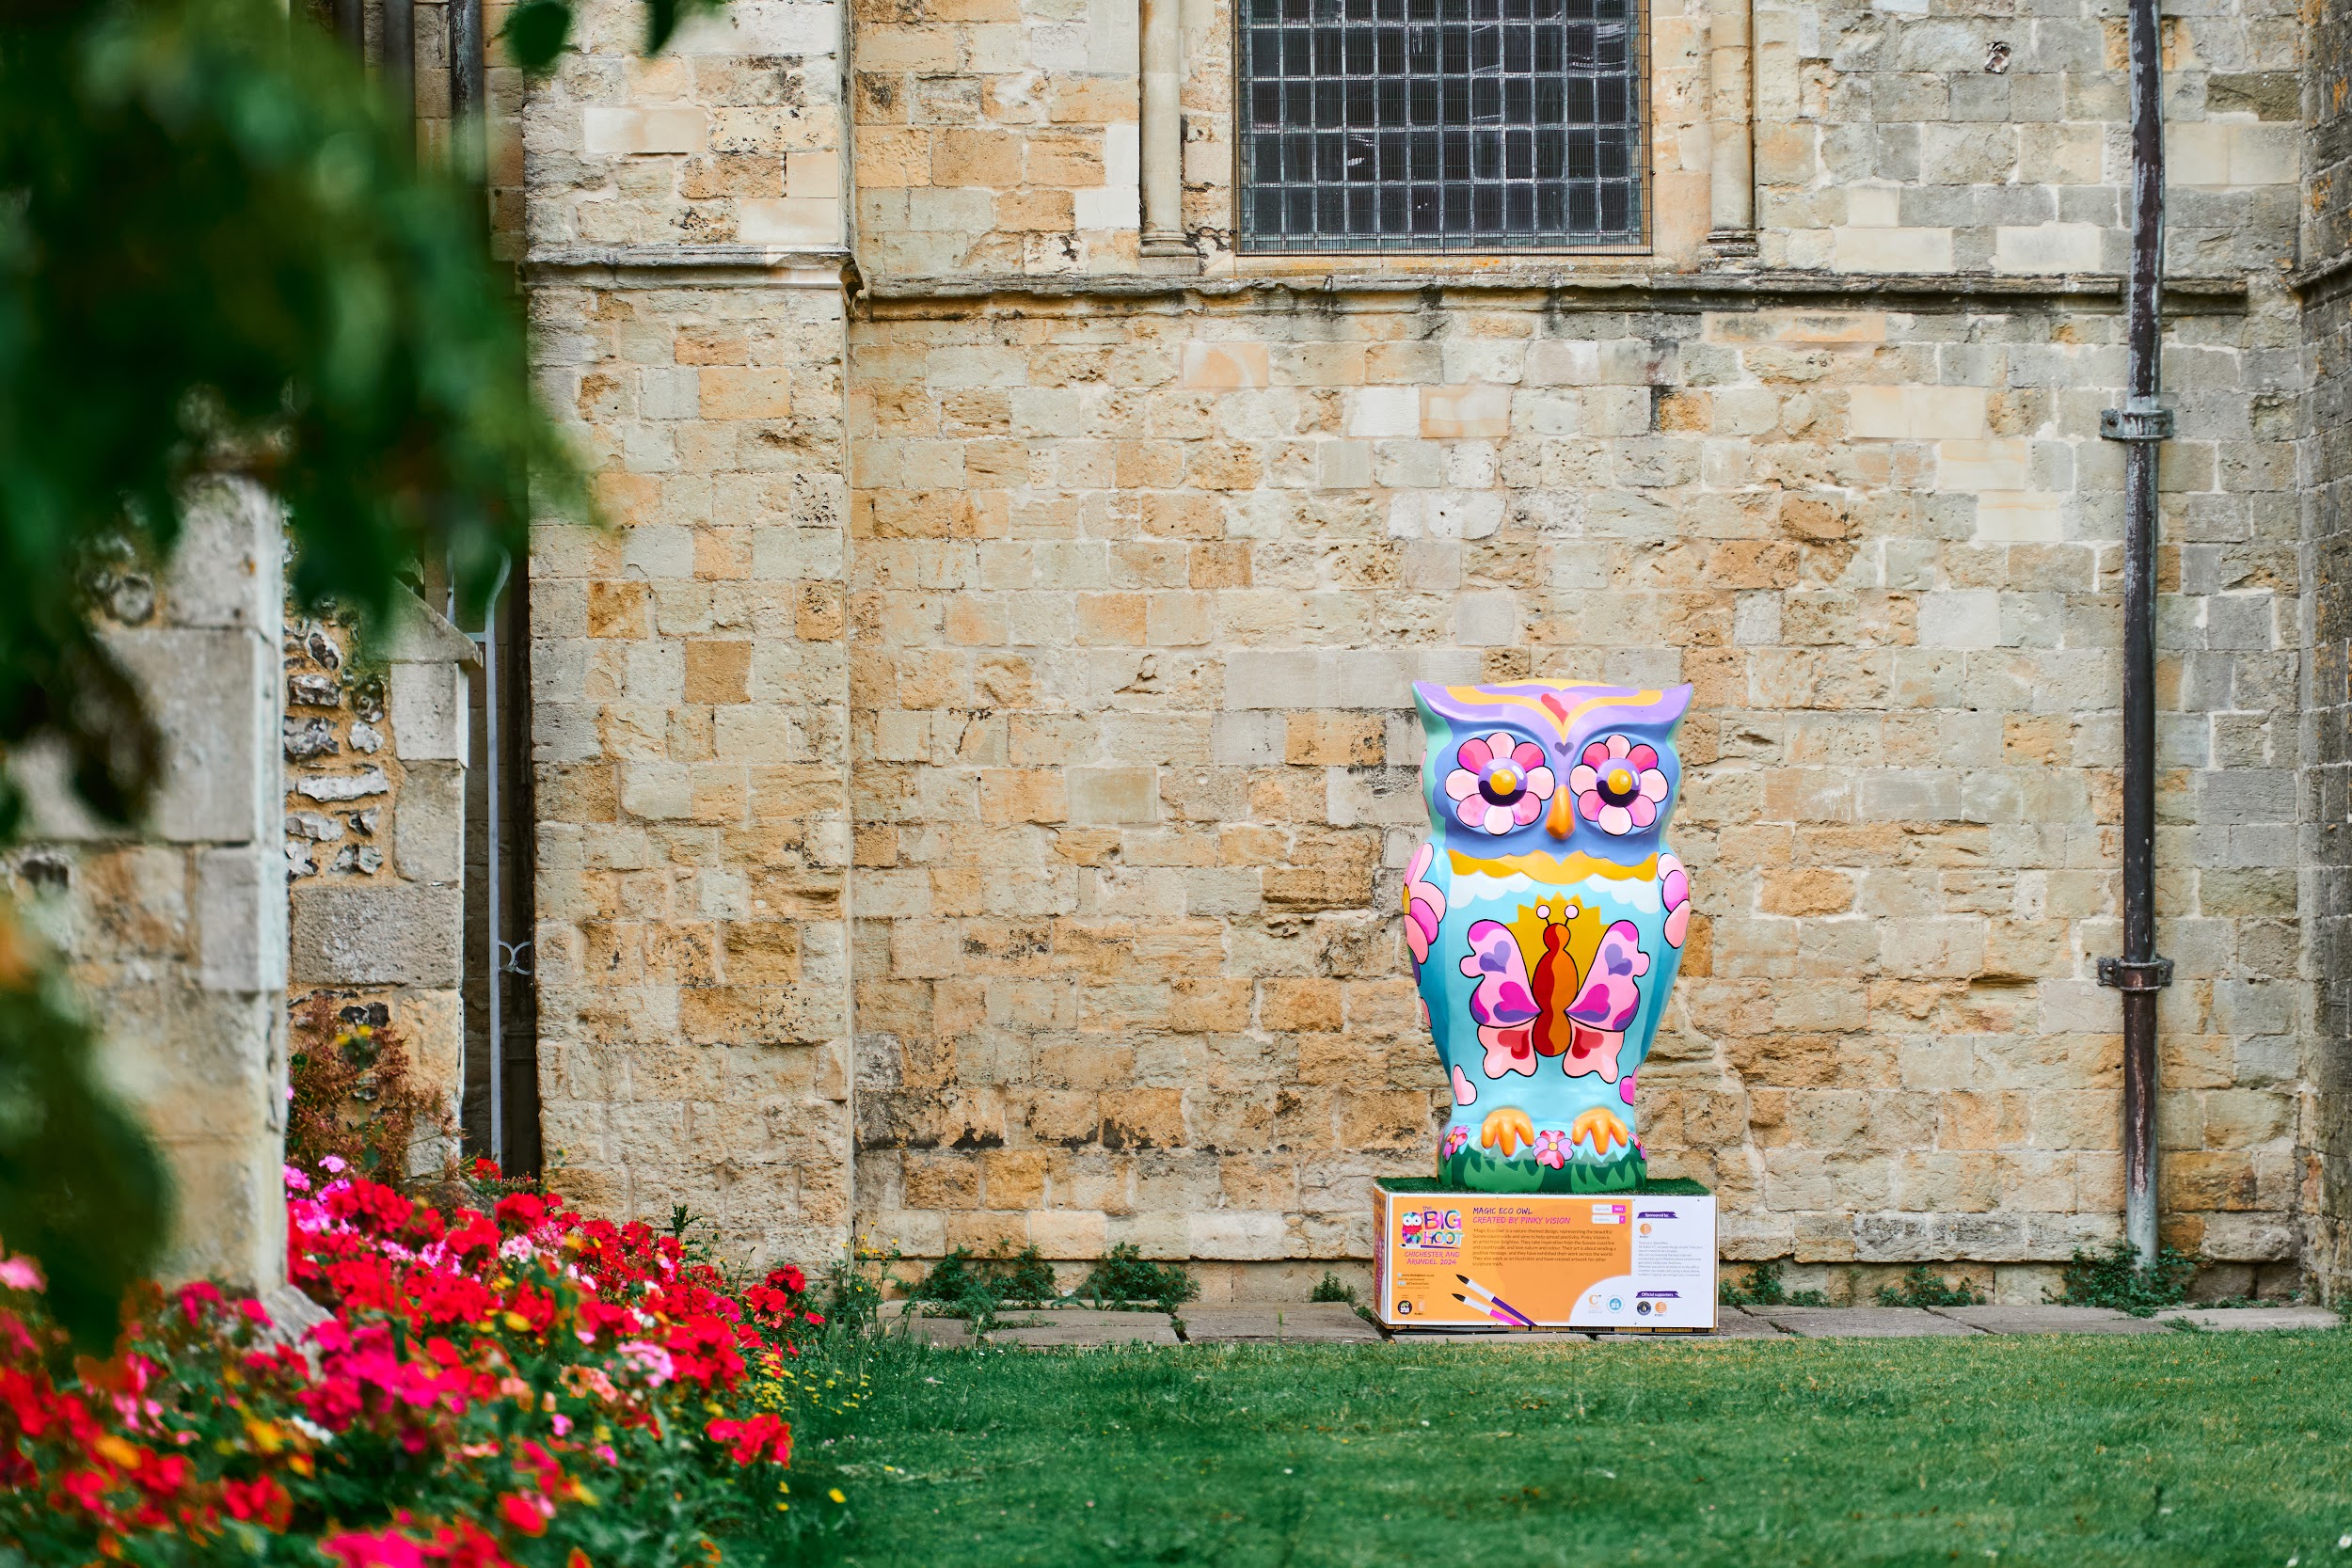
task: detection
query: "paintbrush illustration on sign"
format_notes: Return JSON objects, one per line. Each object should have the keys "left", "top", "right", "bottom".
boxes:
{"left": 1406, "top": 681, "right": 1693, "bottom": 1193}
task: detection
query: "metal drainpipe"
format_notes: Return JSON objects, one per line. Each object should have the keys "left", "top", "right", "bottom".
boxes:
{"left": 451, "top": 0, "right": 487, "bottom": 184}
{"left": 2097, "top": 0, "right": 2174, "bottom": 1267}
{"left": 383, "top": 0, "right": 416, "bottom": 161}
{"left": 471, "top": 558, "right": 511, "bottom": 1167}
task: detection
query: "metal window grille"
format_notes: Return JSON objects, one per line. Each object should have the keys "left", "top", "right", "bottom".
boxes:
{"left": 1236, "top": 0, "right": 1645, "bottom": 254}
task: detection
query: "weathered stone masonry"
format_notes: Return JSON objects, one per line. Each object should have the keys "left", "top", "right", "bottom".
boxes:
{"left": 516, "top": 0, "right": 2352, "bottom": 1303}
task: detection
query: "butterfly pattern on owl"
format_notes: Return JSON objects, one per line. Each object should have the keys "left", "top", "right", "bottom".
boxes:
{"left": 1405, "top": 681, "right": 1693, "bottom": 1193}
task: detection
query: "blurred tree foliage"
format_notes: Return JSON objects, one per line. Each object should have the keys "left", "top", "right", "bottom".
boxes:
{"left": 0, "top": 0, "right": 705, "bottom": 1347}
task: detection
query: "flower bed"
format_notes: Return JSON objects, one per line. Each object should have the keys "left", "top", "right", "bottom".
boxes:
{"left": 0, "top": 1163, "right": 842, "bottom": 1566}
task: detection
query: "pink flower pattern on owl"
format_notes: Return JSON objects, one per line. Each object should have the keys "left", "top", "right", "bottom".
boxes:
{"left": 1403, "top": 842, "right": 1447, "bottom": 966}
{"left": 1660, "top": 852, "right": 1691, "bottom": 949}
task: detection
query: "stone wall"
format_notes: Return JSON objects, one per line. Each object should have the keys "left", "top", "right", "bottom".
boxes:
{"left": 1756, "top": 0, "right": 2296, "bottom": 279}
{"left": 516, "top": 0, "right": 2340, "bottom": 1304}
{"left": 850, "top": 0, "right": 1721, "bottom": 277}
{"left": 5, "top": 484, "right": 289, "bottom": 1292}
{"left": 842, "top": 282, "right": 2309, "bottom": 1302}
{"left": 284, "top": 594, "right": 479, "bottom": 1174}
{"left": 526, "top": 263, "right": 856, "bottom": 1267}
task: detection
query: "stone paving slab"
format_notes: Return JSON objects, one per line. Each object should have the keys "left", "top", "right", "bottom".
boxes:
{"left": 984, "top": 1309, "right": 1181, "bottom": 1347}
{"left": 1930, "top": 1306, "right": 2168, "bottom": 1336}
{"left": 2153, "top": 1306, "right": 2343, "bottom": 1331}
{"left": 902, "top": 1315, "right": 974, "bottom": 1348}
{"left": 1756, "top": 1307, "right": 1981, "bottom": 1338}
{"left": 1705, "top": 1307, "right": 1788, "bottom": 1338}
{"left": 1180, "top": 1304, "right": 1385, "bottom": 1344}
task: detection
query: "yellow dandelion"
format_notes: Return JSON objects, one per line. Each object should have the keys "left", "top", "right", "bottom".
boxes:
{"left": 828, "top": 1489, "right": 847, "bottom": 1504}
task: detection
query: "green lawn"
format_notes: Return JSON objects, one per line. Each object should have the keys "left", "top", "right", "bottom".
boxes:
{"left": 791, "top": 1330, "right": 2352, "bottom": 1568}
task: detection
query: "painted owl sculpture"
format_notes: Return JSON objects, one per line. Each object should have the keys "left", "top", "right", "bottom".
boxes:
{"left": 1405, "top": 681, "right": 1693, "bottom": 1194}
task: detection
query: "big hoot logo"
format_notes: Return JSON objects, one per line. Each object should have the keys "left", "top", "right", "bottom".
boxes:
{"left": 1404, "top": 682, "right": 1692, "bottom": 1194}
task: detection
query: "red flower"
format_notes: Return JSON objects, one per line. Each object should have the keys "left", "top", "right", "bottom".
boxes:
{"left": 497, "top": 1491, "right": 549, "bottom": 1537}
{"left": 662, "top": 1315, "right": 745, "bottom": 1389}
{"left": 493, "top": 1194, "right": 546, "bottom": 1234}
{"left": 175, "top": 1281, "right": 226, "bottom": 1324}
{"left": 704, "top": 1412, "right": 792, "bottom": 1467}
{"left": 222, "top": 1474, "right": 293, "bottom": 1529}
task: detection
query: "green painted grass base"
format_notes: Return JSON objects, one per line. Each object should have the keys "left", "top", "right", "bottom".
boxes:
{"left": 1436, "top": 1144, "right": 1646, "bottom": 1193}
{"left": 1378, "top": 1174, "right": 1711, "bottom": 1196}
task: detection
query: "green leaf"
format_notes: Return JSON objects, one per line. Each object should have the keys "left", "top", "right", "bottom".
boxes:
{"left": 501, "top": 0, "right": 574, "bottom": 75}
{"left": 645, "top": 0, "right": 724, "bottom": 54}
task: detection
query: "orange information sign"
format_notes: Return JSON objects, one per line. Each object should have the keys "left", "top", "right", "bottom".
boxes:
{"left": 1374, "top": 1180, "right": 1717, "bottom": 1332}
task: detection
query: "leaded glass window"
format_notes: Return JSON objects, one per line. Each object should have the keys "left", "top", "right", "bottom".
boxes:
{"left": 1236, "top": 0, "right": 1645, "bottom": 253}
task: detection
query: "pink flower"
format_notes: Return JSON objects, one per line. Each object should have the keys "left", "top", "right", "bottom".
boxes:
{"left": 1443, "top": 732, "right": 1557, "bottom": 837}
{"left": 0, "top": 1256, "right": 44, "bottom": 1292}
{"left": 1534, "top": 1130, "right": 1567, "bottom": 1169}
{"left": 1441, "top": 1125, "right": 1469, "bottom": 1157}
{"left": 1567, "top": 734, "right": 1669, "bottom": 837}
{"left": 618, "top": 1339, "right": 675, "bottom": 1386}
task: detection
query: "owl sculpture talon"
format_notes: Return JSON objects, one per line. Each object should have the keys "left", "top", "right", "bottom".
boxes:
{"left": 1571, "top": 1106, "right": 1631, "bottom": 1156}
{"left": 1408, "top": 681, "right": 1694, "bottom": 1195}
{"left": 1478, "top": 1107, "right": 1536, "bottom": 1159}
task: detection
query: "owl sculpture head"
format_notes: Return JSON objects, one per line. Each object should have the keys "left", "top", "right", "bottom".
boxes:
{"left": 1403, "top": 681, "right": 1693, "bottom": 1193}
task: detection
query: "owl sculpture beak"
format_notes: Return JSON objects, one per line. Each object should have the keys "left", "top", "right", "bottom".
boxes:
{"left": 1546, "top": 787, "right": 1573, "bottom": 839}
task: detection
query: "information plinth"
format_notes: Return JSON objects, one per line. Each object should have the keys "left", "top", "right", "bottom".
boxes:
{"left": 1375, "top": 1178, "right": 1718, "bottom": 1333}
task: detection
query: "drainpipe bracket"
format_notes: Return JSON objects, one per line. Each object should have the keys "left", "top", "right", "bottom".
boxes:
{"left": 2099, "top": 402, "right": 2174, "bottom": 442}
{"left": 2097, "top": 956, "right": 2174, "bottom": 991}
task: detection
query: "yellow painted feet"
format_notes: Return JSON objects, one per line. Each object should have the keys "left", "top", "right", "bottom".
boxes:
{"left": 1478, "top": 1107, "right": 1536, "bottom": 1159}
{"left": 1571, "top": 1106, "right": 1631, "bottom": 1156}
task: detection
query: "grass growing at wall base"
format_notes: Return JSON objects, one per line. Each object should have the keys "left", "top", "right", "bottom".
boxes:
{"left": 814, "top": 1330, "right": 2352, "bottom": 1568}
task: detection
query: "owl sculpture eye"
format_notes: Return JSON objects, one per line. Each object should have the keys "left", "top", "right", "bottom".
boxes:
{"left": 1566, "top": 733, "right": 1670, "bottom": 836}
{"left": 1442, "top": 732, "right": 1557, "bottom": 834}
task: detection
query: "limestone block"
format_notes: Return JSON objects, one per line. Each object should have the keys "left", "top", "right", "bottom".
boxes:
{"left": 1387, "top": 491, "right": 1504, "bottom": 541}
{"left": 1849, "top": 387, "right": 1989, "bottom": 441}
{"left": 1221, "top": 648, "right": 1482, "bottom": 710}
{"left": 1992, "top": 223, "right": 2103, "bottom": 275}
{"left": 740, "top": 198, "right": 844, "bottom": 247}
{"left": 1188, "top": 1210, "right": 1287, "bottom": 1259}
{"left": 1830, "top": 226, "right": 1953, "bottom": 273}
{"left": 148, "top": 1131, "right": 288, "bottom": 1295}
{"left": 291, "top": 882, "right": 462, "bottom": 988}
{"left": 389, "top": 661, "right": 469, "bottom": 765}
{"left": 670, "top": 1, "right": 843, "bottom": 56}
{"left": 197, "top": 847, "right": 287, "bottom": 993}
{"left": 97, "top": 988, "right": 282, "bottom": 1137}
{"left": 582, "top": 106, "right": 707, "bottom": 155}
{"left": 108, "top": 627, "right": 275, "bottom": 846}
{"left": 395, "top": 761, "right": 467, "bottom": 885}
{"left": 167, "top": 480, "right": 284, "bottom": 633}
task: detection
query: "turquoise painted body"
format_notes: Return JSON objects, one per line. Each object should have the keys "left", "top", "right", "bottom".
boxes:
{"left": 1405, "top": 681, "right": 1693, "bottom": 1193}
